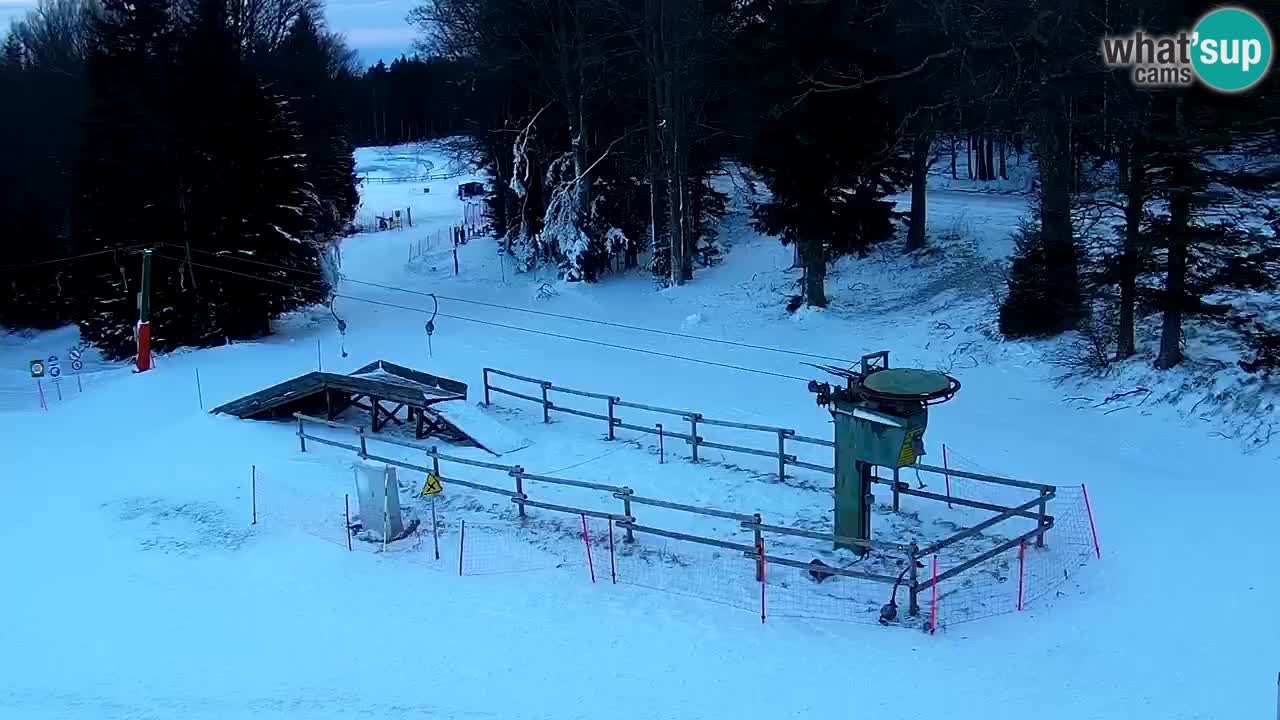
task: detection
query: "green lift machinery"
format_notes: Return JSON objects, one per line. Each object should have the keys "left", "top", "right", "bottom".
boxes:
{"left": 808, "top": 351, "right": 960, "bottom": 552}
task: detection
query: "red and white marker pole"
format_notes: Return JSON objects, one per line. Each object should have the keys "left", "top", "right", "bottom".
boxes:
{"left": 136, "top": 249, "right": 153, "bottom": 372}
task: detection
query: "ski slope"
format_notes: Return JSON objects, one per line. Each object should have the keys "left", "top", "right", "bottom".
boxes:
{"left": 1, "top": 143, "right": 1276, "bottom": 720}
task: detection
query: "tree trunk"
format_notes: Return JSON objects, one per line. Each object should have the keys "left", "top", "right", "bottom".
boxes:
{"left": 1116, "top": 129, "right": 1145, "bottom": 361}
{"left": 984, "top": 134, "right": 995, "bottom": 181}
{"left": 950, "top": 135, "right": 957, "bottom": 179}
{"left": 654, "top": 0, "right": 691, "bottom": 286}
{"left": 967, "top": 132, "right": 974, "bottom": 179}
{"left": 998, "top": 135, "right": 1007, "bottom": 180}
{"left": 1156, "top": 100, "right": 1190, "bottom": 369}
{"left": 1036, "top": 85, "right": 1083, "bottom": 332}
{"left": 570, "top": 15, "right": 590, "bottom": 224}
{"left": 973, "top": 131, "right": 985, "bottom": 180}
{"left": 646, "top": 55, "right": 661, "bottom": 270}
{"left": 907, "top": 131, "right": 930, "bottom": 251}
{"left": 802, "top": 236, "right": 827, "bottom": 307}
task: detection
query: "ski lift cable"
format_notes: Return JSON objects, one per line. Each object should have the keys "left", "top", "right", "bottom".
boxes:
{"left": 154, "top": 253, "right": 812, "bottom": 383}
{"left": 159, "top": 242, "right": 856, "bottom": 366}
{"left": 0, "top": 243, "right": 154, "bottom": 272}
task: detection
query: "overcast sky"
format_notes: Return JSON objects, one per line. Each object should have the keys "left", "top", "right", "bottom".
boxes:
{"left": 1, "top": 0, "right": 419, "bottom": 67}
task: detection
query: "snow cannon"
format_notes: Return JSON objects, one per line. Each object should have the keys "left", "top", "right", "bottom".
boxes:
{"left": 807, "top": 351, "right": 959, "bottom": 552}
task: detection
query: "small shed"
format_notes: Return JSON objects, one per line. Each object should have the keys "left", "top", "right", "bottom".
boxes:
{"left": 457, "top": 181, "right": 485, "bottom": 200}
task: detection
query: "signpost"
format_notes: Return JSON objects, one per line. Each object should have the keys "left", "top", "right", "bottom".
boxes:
{"left": 422, "top": 472, "right": 443, "bottom": 560}
{"left": 29, "top": 359, "right": 47, "bottom": 411}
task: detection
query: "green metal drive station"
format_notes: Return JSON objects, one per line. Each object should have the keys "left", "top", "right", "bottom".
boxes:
{"left": 809, "top": 351, "right": 960, "bottom": 552}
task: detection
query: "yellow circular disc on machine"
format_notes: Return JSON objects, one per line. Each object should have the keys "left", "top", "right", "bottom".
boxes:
{"left": 861, "top": 368, "right": 951, "bottom": 397}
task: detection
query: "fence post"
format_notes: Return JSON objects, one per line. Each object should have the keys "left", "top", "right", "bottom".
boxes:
{"left": 689, "top": 413, "right": 701, "bottom": 462}
{"left": 344, "top": 494, "right": 352, "bottom": 551}
{"left": 381, "top": 466, "right": 390, "bottom": 553}
{"left": 431, "top": 446, "right": 441, "bottom": 480}
{"left": 752, "top": 513, "right": 765, "bottom": 582}
{"left": 541, "top": 382, "right": 551, "bottom": 423}
{"left": 892, "top": 467, "right": 901, "bottom": 512}
{"left": 608, "top": 518, "right": 617, "bottom": 583}
{"left": 619, "top": 488, "right": 634, "bottom": 543}
{"left": 297, "top": 416, "right": 306, "bottom": 452}
{"left": 929, "top": 556, "right": 938, "bottom": 634}
{"left": 581, "top": 514, "right": 596, "bottom": 583}
{"left": 776, "top": 430, "right": 789, "bottom": 482}
{"left": 607, "top": 396, "right": 616, "bottom": 440}
{"left": 357, "top": 427, "right": 367, "bottom": 459}
{"left": 1036, "top": 488, "right": 1049, "bottom": 548}
{"left": 458, "top": 519, "right": 466, "bottom": 576}
{"left": 1017, "top": 541, "right": 1026, "bottom": 611}
{"left": 430, "top": 495, "right": 440, "bottom": 560}
{"left": 482, "top": 368, "right": 491, "bottom": 405}
{"left": 759, "top": 534, "right": 767, "bottom": 624}
{"left": 942, "top": 443, "right": 953, "bottom": 509}
{"left": 907, "top": 544, "right": 921, "bottom": 617}
{"left": 657, "top": 424, "right": 664, "bottom": 463}
{"left": 251, "top": 465, "right": 257, "bottom": 525}
{"left": 512, "top": 467, "right": 526, "bottom": 519}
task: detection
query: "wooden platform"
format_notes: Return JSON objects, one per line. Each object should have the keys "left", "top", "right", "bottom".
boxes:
{"left": 212, "top": 360, "right": 470, "bottom": 440}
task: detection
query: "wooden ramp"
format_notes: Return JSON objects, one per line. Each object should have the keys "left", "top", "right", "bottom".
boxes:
{"left": 212, "top": 360, "right": 498, "bottom": 448}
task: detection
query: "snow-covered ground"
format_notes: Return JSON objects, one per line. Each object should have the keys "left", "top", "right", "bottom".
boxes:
{"left": 2, "top": 143, "right": 1277, "bottom": 719}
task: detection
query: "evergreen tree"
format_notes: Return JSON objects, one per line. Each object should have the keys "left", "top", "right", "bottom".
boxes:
{"left": 265, "top": 10, "right": 358, "bottom": 237}
{"left": 0, "top": 2, "right": 94, "bottom": 330}
{"left": 73, "top": 0, "right": 329, "bottom": 357}
{"left": 742, "top": 0, "right": 910, "bottom": 308}
{"left": 73, "top": 0, "right": 178, "bottom": 354}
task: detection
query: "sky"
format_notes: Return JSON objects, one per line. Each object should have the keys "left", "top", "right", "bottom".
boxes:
{"left": 324, "top": 0, "right": 419, "bottom": 66}
{"left": 1, "top": 0, "right": 418, "bottom": 68}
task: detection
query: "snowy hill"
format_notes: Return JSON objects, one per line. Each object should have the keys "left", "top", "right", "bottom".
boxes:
{"left": 2, "top": 143, "right": 1277, "bottom": 720}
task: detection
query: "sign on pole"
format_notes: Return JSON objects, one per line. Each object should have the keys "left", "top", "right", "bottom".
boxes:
{"left": 69, "top": 347, "right": 84, "bottom": 391}
{"left": 422, "top": 473, "right": 443, "bottom": 561}
{"left": 47, "top": 355, "right": 63, "bottom": 401}
{"left": 30, "top": 360, "right": 47, "bottom": 410}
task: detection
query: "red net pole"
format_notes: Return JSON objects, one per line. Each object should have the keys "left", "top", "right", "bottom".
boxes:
{"left": 608, "top": 518, "right": 617, "bottom": 584}
{"left": 581, "top": 514, "right": 596, "bottom": 583}
{"left": 942, "top": 444, "right": 953, "bottom": 509}
{"left": 1081, "top": 483, "right": 1101, "bottom": 559}
{"left": 929, "top": 556, "right": 938, "bottom": 634}
{"left": 1017, "top": 541, "right": 1026, "bottom": 611}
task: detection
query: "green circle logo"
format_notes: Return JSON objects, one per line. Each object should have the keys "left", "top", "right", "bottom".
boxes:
{"left": 1191, "top": 7, "right": 1273, "bottom": 92}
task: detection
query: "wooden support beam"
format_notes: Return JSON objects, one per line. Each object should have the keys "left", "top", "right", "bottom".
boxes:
{"left": 371, "top": 397, "right": 382, "bottom": 433}
{"left": 415, "top": 408, "right": 425, "bottom": 439}
{"left": 382, "top": 403, "right": 406, "bottom": 426}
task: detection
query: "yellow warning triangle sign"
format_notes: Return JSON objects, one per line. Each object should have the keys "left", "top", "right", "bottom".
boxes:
{"left": 421, "top": 472, "right": 443, "bottom": 496}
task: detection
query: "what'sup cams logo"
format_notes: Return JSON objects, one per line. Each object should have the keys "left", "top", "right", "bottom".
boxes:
{"left": 1102, "top": 6, "right": 1273, "bottom": 93}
